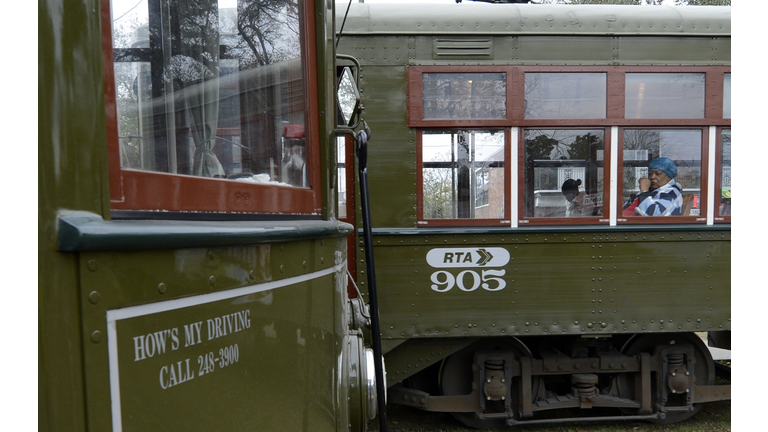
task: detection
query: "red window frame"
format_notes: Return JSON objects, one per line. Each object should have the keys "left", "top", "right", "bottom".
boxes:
{"left": 615, "top": 127, "right": 709, "bottom": 224}
{"left": 416, "top": 128, "right": 512, "bottom": 227}
{"left": 407, "top": 65, "right": 731, "bottom": 226}
{"left": 517, "top": 127, "right": 612, "bottom": 226}
{"left": 101, "top": 0, "right": 323, "bottom": 215}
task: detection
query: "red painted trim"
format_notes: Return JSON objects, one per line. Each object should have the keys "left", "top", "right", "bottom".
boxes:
{"left": 342, "top": 134, "right": 358, "bottom": 298}
{"left": 112, "top": 169, "right": 317, "bottom": 214}
{"left": 302, "top": 0, "right": 323, "bottom": 214}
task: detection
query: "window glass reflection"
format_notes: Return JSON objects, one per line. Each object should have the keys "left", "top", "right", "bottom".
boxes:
{"left": 723, "top": 73, "right": 731, "bottom": 119}
{"left": 621, "top": 129, "right": 702, "bottom": 217}
{"left": 523, "top": 129, "right": 605, "bottom": 218}
{"left": 625, "top": 73, "right": 705, "bottom": 119}
{"left": 111, "top": 0, "right": 308, "bottom": 187}
{"left": 422, "top": 73, "right": 506, "bottom": 120}
{"left": 524, "top": 73, "right": 606, "bottom": 119}
{"left": 720, "top": 129, "right": 731, "bottom": 217}
{"left": 422, "top": 130, "right": 505, "bottom": 219}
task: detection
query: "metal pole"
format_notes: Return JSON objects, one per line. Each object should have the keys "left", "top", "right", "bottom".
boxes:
{"left": 355, "top": 127, "right": 388, "bottom": 432}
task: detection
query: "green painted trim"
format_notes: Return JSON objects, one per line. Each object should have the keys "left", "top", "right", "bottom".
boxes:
{"left": 58, "top": 211, "right": 354, "bottom": 252}
{"left": 367, "top": 224, "right": 730, "bottom": 236}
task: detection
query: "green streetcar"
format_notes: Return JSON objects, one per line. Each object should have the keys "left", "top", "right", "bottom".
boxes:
{"left": 40, "top": 0, "right": 376, "bottom": 431}
{"left": 336, "top": 2, "right": 731, "bottom": 429}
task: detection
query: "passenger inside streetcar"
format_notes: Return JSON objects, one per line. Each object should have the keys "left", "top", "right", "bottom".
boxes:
{"left": 561, "top": 178, "right": 595, "bottom": 217}
{"left": 623, "top": 157, "right": 684, "bottom": 216}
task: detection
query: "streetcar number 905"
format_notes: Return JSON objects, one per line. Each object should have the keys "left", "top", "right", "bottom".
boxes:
{"left": 430, "top": 269, "right": 506, "bottom": 292}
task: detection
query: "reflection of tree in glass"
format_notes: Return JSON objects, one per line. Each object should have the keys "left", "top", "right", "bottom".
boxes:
{"left": 624, "top": 129, "right": 659, "bottom": 154}
{"left": 423, "top": 167, "right": 454, "bottom": 219}
{"left": 113, "top": 16, "right": 144, "bottom": 168}
{"left": 526, "top": 130, "right": 593, "bottom": 161}
{"left": 423, "top": 74, "right": 505, "bottom": 120}
{"left": 236, "top": 0, "right": 300, "bottom": 68}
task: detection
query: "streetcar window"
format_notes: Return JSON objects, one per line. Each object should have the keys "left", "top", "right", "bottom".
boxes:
{"left": 719, "top": 129, "right": 731, "bottom": 218}
{"left": 108, "top": 0, "right": 317, "bottom": 214}
{"left": 723, "top": 73, "right": 731, "bottom": 119}
{"left": 524, "top": 73, "right": 606, "bottom": 119}
{"left": 621, "top": 129, "right": 702, "bottom": 217}
{"left": 625, "top": 73, "right": 705, "bottom": 119}
{"left": 522, "top": 129, "right": 605, "bottom": 219}
{"left": 421, "top": 130, "right": 505, "bottom": 220}
{"left": 422, "top": 73, "right": 506, "bottom": 120}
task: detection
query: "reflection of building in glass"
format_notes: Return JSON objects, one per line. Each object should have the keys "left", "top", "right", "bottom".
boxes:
{"left": 422, "top": 130, "right": 504, "bottom": 220}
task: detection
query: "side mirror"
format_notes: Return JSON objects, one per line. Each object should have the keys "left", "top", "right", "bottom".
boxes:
{"left": 337, "top": 66, "right": 361, "bottom": 128}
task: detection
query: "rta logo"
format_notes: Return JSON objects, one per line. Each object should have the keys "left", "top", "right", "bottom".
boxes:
{"left": 426, "top": 247, "right": 510, "bottom": 268}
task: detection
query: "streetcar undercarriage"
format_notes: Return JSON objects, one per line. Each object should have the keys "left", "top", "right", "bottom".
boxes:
{"left": 387, "top": 333, "right": 730, "bottom": 429}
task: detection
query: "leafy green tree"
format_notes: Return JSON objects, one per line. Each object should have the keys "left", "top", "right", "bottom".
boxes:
{"left": 423, "top": 168, "right": 455, "bottom": 219}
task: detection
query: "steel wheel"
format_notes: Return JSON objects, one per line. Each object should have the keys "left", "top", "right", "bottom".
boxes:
{"left": 618, "top": 332, "right": 715, "bottom": 424}
{"left": 439, "top": 338, "right": 536, "bottom": 430}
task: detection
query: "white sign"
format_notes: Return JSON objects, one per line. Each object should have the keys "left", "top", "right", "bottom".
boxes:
{"left": 426, "top": 247, "right": 511, "bottom": 293}
{"left": 426, "top": 247, "right": 510, "bottom": 268}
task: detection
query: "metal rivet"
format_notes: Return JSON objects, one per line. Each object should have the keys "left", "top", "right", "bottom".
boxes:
{"left": 87, "top": 260, "right": 98, "bottom": 272}
{"left": 91, "top": 331, "right": 102, "bottom": 343}
{"left": 88, "top": 291, "right": 100, "bottom": 304}
{"left": 157, "top": 283, "right": 167, "bottom": 294}
{"left": 209, "top": 275, "right": 216, "bottom": 287}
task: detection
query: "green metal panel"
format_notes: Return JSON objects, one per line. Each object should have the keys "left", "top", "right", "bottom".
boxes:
{"left": 356, "top": 65, "right": 418, "bottom": 228}
{"left": 39, "top": 0, "right": 109, "bottom": 430}
{"left": 336, "top": 4, "right": 730, "bottom": 37}
{"left": 617, "top": 36, "right": 730, "bottom": 64}
{"left": 370, "top": 230, "right": 730, "bottom": 340}
{"left": 517, "top": 36, "right": 614, "bottom": 63}
{"left": 78, "top": 237, "right": 348, "bottom": 431}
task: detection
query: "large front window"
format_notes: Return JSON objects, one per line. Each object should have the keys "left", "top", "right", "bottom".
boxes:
{"left": 107, "top": 0, "right": 317, "bottom": 214}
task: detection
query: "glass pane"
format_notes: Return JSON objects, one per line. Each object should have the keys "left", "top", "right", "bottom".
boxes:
{"left": 524, "top": 73, "right": 606, "bottom": 119}
{"left": 719, "top": 129, "right": 731, "bottom": 217}
{"left": 111, "top": 0, "right": 308, "bottom": 187}
{"left": 723, "top": 73, "right": 731, "bottom": 119}
{"left": 337, "top": 136, "right": 347, "bottom": 219}
{"left": 625, "top": 73, "right": 705, "bottom": 119}
{"left": 422, "top": 130, "right": 505, "bottom": 219}
{"left": 621, "top": 129, "right": 701, "bottom": 217}
{"left": 422, "top": 73, "right": 506, "bottom": 120}
{"left": 523, "top": 129, "right": 605, "bottom": 218}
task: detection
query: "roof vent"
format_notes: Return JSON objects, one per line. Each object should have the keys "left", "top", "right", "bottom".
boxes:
{"left": 433, "top": 38, "right": 493, "bottom": 60}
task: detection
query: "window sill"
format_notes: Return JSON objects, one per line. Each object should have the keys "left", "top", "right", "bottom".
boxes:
{"left": 57, "top": 211, "right": 353, "bottom": 252}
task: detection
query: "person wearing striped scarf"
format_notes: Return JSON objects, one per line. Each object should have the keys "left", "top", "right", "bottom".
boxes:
{"left": 633, "top": 157, "right": 684, "bottom": 216}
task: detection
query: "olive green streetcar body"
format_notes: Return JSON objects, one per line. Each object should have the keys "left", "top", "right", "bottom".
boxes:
{"left": 39, "top": 1, "right": 373, "bottom": 431}
{"left": 373, "top": 226, "right": 729, "bottom": 343}
{"left": 337, "top": 3, "right": 730, "bottom": 428}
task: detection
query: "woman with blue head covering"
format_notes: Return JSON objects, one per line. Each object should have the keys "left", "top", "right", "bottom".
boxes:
{"left": 632, "top": 157, "right": 684, "bottom": 216}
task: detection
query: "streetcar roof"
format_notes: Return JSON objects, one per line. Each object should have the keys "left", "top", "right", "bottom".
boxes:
{"left": 335, "top": 3, "right": 730, "bottom": 37}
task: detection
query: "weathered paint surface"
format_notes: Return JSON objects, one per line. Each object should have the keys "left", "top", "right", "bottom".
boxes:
{"left": 370, "top": 230, "right": 730, "bottom": 343}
